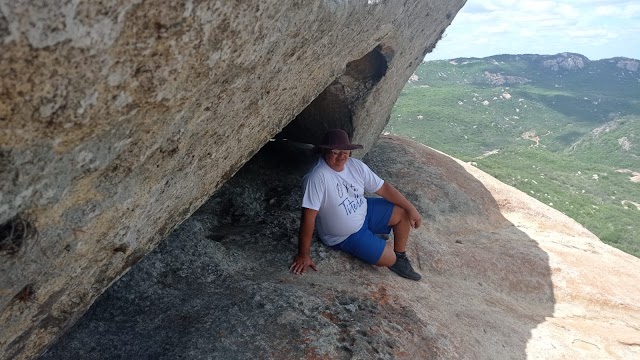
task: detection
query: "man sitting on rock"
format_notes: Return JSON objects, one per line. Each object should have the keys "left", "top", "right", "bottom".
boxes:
{"left": 290, "top": 129, "right": 423, "bottom": 281}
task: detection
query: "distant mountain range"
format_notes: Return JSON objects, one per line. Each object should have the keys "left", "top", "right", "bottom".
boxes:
{"left": 433, "top": 52, "right": 639, "bottom": 99}
{"left": 450, "top": 53, "right": 639, "bottom": 71}
{"left": 387, "top": 52, "right": 640, "bottom": 257}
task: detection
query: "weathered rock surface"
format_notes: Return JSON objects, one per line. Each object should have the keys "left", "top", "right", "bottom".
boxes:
{"left": 0, "top": 1, "right": 465, "bottom": 358}
{"left": 40, "top": 136, "right": 640, "bottom": 359}
{"left": 616, "top": 58, "right": 639, "bottom": 72}
{"left": 542, "top": 53, "right": 588, "bottom": 71}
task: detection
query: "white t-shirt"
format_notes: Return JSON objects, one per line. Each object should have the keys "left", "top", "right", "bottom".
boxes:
{"left": 302, "top": 157, "right": 384, "bottom": 246}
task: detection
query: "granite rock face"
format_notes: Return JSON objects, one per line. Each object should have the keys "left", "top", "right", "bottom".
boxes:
{"left": 541, "top": 52, "right": 588, "bottom": 71}
{"left": 40, "top": 136, "right": 640, "bottom": 359}
{"left": 0, "top": 1, "right": 466, "bottom": 358}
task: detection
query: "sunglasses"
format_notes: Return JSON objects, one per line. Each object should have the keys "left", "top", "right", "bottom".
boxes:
{"left": 330, "top": 149, "right": 351, "bottom": 156}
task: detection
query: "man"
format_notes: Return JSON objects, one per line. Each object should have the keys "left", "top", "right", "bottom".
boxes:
{"left": 290, "top": 129, "right": 423, "bottom": 281}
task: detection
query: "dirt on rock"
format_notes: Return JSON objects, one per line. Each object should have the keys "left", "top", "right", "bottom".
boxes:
{"left": 40, "top": 136, "right": 640, "bottom": 359}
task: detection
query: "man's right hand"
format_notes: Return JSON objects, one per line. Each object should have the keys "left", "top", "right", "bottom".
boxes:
{"left": 290, "top": 254, "right": 317, "bottom": 275}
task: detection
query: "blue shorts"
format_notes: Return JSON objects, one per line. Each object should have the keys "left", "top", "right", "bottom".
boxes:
{"left": 331, "top": 198, "right": 395, "bottom": 264}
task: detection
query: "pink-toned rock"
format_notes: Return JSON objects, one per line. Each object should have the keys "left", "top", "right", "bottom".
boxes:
{"left": 371, "top": 136, "right": 640, "bottom": 359}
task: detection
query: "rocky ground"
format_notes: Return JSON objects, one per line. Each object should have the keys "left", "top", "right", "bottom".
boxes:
{"left": 40, "top": 136, "right": 640, "bottom": 359}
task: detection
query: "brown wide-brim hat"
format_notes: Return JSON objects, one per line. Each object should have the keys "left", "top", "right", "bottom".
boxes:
{"left": 316, "top": 129, "right": 364, "bottom": 150}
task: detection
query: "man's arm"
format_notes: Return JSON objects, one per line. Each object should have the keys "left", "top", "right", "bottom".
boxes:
{"left": 375, "top": 182, "right": 422, "bottom": 228}
{"left": 290, "top": 207, "right": 319, "bottom": 274}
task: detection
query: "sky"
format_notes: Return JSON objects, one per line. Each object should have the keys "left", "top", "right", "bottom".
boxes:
{"left": 425, "top": 0, "right": 640, "bottom": 61}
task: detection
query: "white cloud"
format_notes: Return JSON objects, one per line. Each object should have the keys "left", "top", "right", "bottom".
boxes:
{"left": 595, "top": 5, "right": 620, "bottom": 16}
{"left": 519, "top": 29, "right": 536, "bottom": 37}
{"left": 477, "top": 23, "right": 511, "bottom": 34}
{"left": 426, "top": 0, "right": 640, "bottom": 60}
{"left": 520, "top": 0, "right": 557, "bottom": 13}
{"left": 594, "top": 3, "right": 640, "bottom": 17}
{"left": 567, "top": 28, "right": 618, "bottom": 39}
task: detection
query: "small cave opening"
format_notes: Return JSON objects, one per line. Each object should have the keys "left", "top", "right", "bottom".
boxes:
{"left": 185, "top": 46, "right": 394, "bottom": 266}
{"left": 277, "top": 44, "right": 391, "bottom": 146}
{"left": 196, "top": 44, "right": 394, "bottom": 248}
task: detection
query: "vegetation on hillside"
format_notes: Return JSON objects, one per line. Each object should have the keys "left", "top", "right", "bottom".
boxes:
{"left": 387, "top": 54, "right": 640, "bottom": 257}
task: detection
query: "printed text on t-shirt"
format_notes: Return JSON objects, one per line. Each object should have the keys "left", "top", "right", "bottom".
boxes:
{"left": 336, "top": 181, "right": 365, "bottom": 215}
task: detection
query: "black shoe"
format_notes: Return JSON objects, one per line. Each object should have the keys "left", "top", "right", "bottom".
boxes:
{"left": 389, "top": 254, "right": 422, "bottom": 281}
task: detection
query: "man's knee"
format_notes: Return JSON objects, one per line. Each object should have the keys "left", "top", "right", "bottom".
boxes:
{"left": 388, "top": 206, "right": 409, "bottom": 227}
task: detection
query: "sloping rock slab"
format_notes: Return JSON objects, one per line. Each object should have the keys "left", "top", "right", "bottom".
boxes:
{"left": 41, "top": 136, "right": 640, "bottom": 359}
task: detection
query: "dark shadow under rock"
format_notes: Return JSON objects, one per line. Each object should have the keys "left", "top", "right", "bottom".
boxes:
{"left": 39, "top": 140, "right": 451, "bottom": 359}
{"left": 40, "top": 136, "right": 555, "bottom": 360}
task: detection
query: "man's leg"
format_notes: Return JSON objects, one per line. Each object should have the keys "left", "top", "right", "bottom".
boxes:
{"left": 385, "top": 205, "right": 421, "bottom": 280}
{"left": 363, "top": 198, "right": 421, "bottom": 280}
{"left": 387, "top": 206, "right": 410, "bottom": 252}
{"left": 376, "top": 244, "right": 396, "bottom": 267}
{"left": 365, "top": 198, "right": 419, "bottom": 280}
{"left": 375, "top": 205, "right": 410, "bottom": 267}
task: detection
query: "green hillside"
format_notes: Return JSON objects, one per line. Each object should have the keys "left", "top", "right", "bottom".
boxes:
{"left": 387, "top": 54, "right": 640, "bottom": 257}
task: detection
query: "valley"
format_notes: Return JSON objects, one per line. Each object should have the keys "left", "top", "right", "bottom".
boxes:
{"left": 387, "top": 53, "right": 640, "bottom": 256}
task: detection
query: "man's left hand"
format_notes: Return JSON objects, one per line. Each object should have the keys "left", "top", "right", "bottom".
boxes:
{"left": 408, "top": 207, "right": 422, "bottom": 228}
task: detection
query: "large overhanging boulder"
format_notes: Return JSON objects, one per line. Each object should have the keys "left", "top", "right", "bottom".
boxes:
{"left": 0, "top": 0, "right": 465, "bottom": 359}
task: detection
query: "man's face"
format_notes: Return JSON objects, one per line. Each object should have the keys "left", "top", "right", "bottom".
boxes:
{"left": 324, "top": 149, "right": 351, "bottom": 171}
